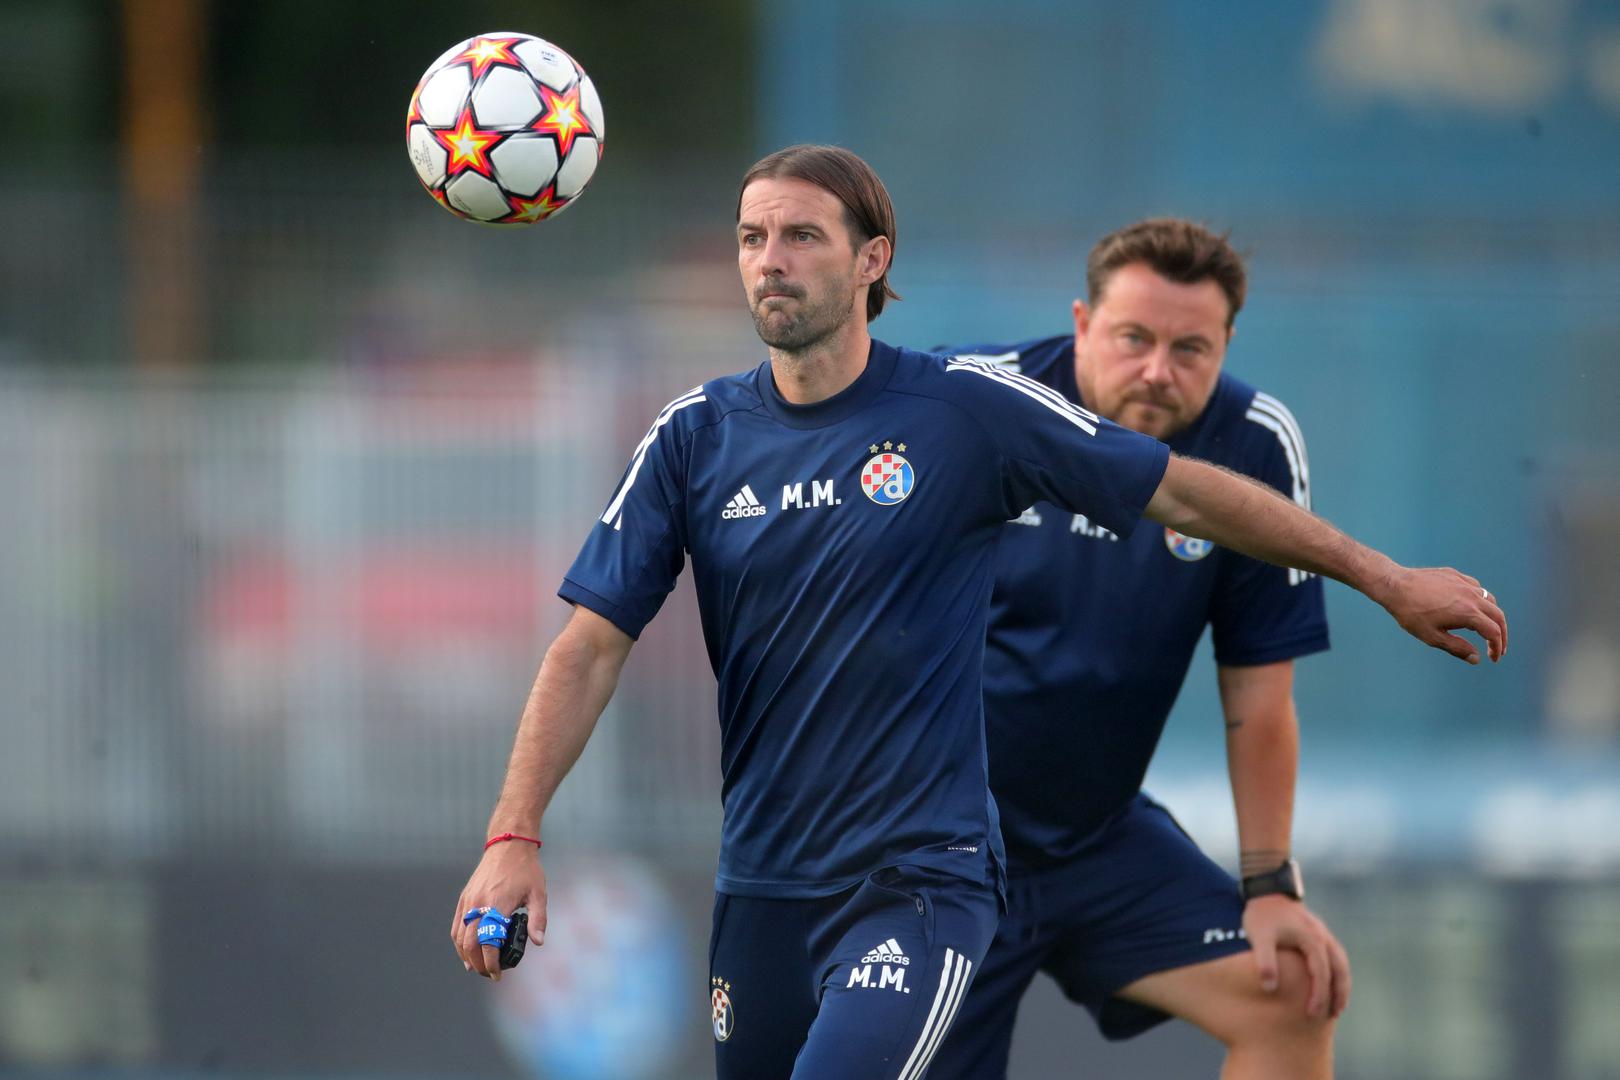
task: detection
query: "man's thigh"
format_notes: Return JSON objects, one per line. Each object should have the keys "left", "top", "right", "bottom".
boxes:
{"left": 1040, "top": 794, "right": 1251, "bottom": 1040}
{"left": 709, "top": 891, "right": 822, "bottom": 1080}
{"left": 923, "top": 885, "right": 1053, "bottom": 1080}
{"left": 793, "top": 867, "right": 1000, "bottom": 1080}
{"left": 1116, "top": 945, "right": 1321, "bottom": 1046}
{"left": 710, "top": 869, "right": 999, "bottom": 1080}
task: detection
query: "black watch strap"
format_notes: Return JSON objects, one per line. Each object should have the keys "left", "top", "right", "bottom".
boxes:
{"left": 1241, "top": 858, "right": 1305, "bottom": 901}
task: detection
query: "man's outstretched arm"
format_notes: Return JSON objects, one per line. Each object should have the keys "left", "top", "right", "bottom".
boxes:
{"left": 1146, "top": 454, "right": 1507, "bottom": 663}
{"left": 451, "top": 604, "right": 635, "bottom": 979}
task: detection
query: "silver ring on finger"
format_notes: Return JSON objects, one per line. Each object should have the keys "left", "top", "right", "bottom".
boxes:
{"left": 1480, "top": 587, "right": 1490, "bottom": 600}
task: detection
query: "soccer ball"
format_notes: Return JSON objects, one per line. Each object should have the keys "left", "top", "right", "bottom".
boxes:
{"left": 406, "top": 32, "right": 605, "bottom": 225}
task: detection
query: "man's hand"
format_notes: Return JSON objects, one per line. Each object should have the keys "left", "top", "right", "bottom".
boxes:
{"left": 452, "top": 842, "right": 547, "bottom": 981}
{"left": 1372, "top": 566, "right": 1507, "bottom": 664}
{"left": 1244, "top": 895, "right": 1350, "bottom": 1019}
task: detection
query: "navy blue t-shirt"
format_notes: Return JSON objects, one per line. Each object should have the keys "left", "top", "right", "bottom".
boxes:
{"left": 560, "top": 340, "right": 1169, "bottom": 898}
{"left": 943, "top": 336, "right": 1330, "bottom": 873}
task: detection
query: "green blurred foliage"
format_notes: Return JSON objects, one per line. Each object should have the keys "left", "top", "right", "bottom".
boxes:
{"left": 0, "top": 0, "right": 120, "bottom": 150}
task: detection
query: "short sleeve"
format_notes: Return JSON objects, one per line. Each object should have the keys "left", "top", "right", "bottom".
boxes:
{"left": 558, "top": 393, "right": 699, "bottom": 640}
{"left": 944, "top": 357, "right": 1169, "bottom": 538}
{"left": 1210, "top": 393, "right": 1330, "bottom": 666}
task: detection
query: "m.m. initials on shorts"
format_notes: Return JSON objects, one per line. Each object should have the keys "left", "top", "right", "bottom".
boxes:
{"left": 848, "top": 938, "right": 912, "bottom": 993}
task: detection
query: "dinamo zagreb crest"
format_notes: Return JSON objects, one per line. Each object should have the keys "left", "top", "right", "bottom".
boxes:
{"left": 1164, "top": 527, "right": 1214, "bottom": 561}
{"left": 861, "top": 451, "right": 915, "bottom": 505}
{"left": 711, "top": 977, "right": 735, "bottom": 1042}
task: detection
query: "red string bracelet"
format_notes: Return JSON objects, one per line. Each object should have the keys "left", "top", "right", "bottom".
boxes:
{"left": 485, "top": 832, "right": 543, "bottom": 851}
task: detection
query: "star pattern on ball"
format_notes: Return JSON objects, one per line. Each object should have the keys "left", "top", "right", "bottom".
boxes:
{"left": 405, "top": 86, "right": 423, "bottom": 131}
{"left": 434, "top": 107, "right": 502, "bottom": 178}
{"left": 458, "top": 36, "right": 524, "bottom": 80}
{"left": 505, "top": 186, "right": 569, "bottom": 224}
{"left": 408, "top": 33, "right": 606, "bottom": 226}
{"left": 532, "top": 83, "right": 593, "bottom": 158}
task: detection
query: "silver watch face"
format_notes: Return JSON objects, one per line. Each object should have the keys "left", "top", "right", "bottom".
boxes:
{"left": 1286, "top": 858, "right": 1305, "bottom": 901}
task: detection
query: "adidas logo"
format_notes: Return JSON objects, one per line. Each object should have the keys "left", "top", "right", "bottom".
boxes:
{"left": 721, "top": 484, "right": 767, "bottom": 520}
{"left": 861, "top": 938, "right": 910, "bottom": 966}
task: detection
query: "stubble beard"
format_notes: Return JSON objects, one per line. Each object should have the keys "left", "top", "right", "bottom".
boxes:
{"left": 1119, "top": 399, "right": 1182, "bottom": 439}
{"left": 750, "top": 283, "right": 853, "bottom": 355}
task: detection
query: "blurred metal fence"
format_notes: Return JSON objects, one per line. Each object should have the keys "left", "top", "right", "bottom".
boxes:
{"left": 0, "top": 343, "right": 746, "bottom": 868}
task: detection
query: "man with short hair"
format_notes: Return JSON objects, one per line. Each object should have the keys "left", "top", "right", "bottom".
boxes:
{"left": 930, "top": 218, "right": 1355, "bottom": 1079}
{"left": 451, "top": 152, "right": 1504, "bottom": 1080}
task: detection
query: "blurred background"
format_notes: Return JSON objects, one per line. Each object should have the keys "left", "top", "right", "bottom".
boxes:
{"left": 1, "top": 0, "right": 1618, "bottom": 1077}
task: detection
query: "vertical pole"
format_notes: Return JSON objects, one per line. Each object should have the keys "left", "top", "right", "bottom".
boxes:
{"left": 122, "top": 0, "right": 205, "bottom": 369}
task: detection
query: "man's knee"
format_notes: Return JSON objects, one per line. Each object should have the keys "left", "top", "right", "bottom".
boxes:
{"left": 1218, "top": 948, "right": 1336, "bottom": 1051}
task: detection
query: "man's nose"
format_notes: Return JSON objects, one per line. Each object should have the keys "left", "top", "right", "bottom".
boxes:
{"left": 1141, "top": 348, "right": 1173, "bottom": 385}
{"left": 757, "top": 234, "right": 792, "bottom": 275}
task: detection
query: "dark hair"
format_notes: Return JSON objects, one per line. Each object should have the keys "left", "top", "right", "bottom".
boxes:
{"left": 1086, "top": 218, "right": 1247, "bottom": 328}
{"left": 737, "top": 144, "right": 901, "bottom": 322}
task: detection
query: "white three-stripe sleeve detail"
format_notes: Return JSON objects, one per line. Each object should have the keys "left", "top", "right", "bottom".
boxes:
{"left": 945, "top": 359, "right": 1099, "bottom": 435}
{"left": 897, "top": 949, "right": 973, "bottom": 1080}
{"left": 946, "top": 357, "right": 1102, "bottom": 428}
{"left": 951, "top": 350, "right": 1023, "bottom": 372}
{"left": 1252, "top": 393, "right": 1310, "bottom": 483}
{"left": 598, "top": 388, "right": 705, "bottom": 531}
{"left": 1243, "top": 404, "right": 1308, "bottom": 511}
{"left": 1243, "top": 409, "right": 1304, "bottom": 507}
{"left": 1243, "top": 396, "right": 1313, "bottom": 585}
{"left": 1250, "top": 392, "right": 1311, "bottom": 503}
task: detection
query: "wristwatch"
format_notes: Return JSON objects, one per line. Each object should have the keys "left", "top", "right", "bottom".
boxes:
{"left": 1240, "top": 858, "right": 1305, "bottom": 901}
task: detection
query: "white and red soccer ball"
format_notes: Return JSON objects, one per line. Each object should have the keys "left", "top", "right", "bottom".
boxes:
{"left": 406, "top": 32, "right": 605, "bottom": 225}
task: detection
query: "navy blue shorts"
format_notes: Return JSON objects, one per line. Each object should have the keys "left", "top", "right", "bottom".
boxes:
{"left": 928, "top": 794, "right": 1249, "bottom": 1079}
{"left": 709, "top": 865, "right": 1000, "bottom": 1080}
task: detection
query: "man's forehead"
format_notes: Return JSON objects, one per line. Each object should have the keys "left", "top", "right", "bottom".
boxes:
{"left": 1096, "top": 264, "right": 1231, "bottom": 330}
{"left": 739, "top": 176, "right": 844, "bottom": 222}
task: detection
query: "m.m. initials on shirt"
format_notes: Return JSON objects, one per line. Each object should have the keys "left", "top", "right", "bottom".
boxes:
{"left": 782, "top": 479, "right": 840, "bottom": 509}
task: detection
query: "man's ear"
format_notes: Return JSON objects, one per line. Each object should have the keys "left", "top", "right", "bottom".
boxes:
{"left": 1072, "top": 297, "right": 1092, "bottom": 337}
{"left": 858, "top": 234, "right": 891, "bottom": 287}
